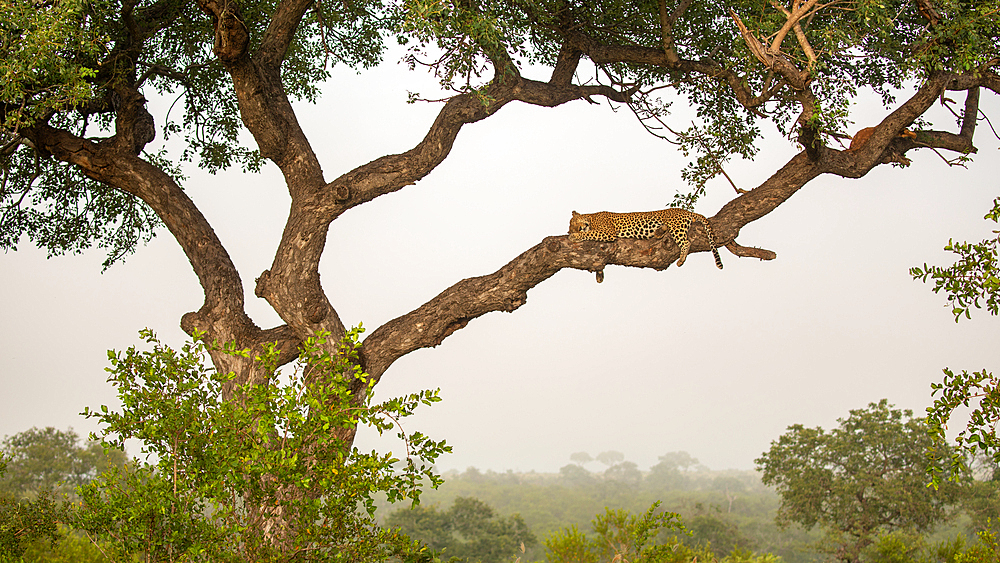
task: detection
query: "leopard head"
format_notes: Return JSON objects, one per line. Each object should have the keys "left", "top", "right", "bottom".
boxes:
{"left": 568, "top": 211, "right": 591, "bottom": 234}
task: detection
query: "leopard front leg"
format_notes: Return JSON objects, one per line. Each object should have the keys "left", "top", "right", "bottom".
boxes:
{"left": 569, "top": 231, "right": 618, "bottom": 242}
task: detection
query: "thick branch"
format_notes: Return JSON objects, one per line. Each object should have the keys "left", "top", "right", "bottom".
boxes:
{"left": 20, "top": 123, "right": 298, "bottom": 375}
{"left": 258, "top": 0, "right": 316, "bottom": 71}
{"left": 658, "top": 0, "right": 694, "bottom": 65}
{"left": 362, "top": 150, "right": 824, "bottom": 380}
{"left": 825, "top": 72, "right": 976, "bottom": 176}
{"left": 320, "top": 76, "right": 631, "bottom": 215}
{"left": 961, "top": 87, "right": 980, "bottom": 139}
{"left": 364, "top": 66, "right": 998, "bottom": 379}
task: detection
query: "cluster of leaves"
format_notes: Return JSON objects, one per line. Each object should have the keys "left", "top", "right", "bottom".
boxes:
{"left": 926, "top": 367, "right": 1000, "bottom": 485}
{"left": 71, "top": 326, "right": 449, "bottom": 562}
{"left": 0, "top": 456, "right": 65, "bottom": 561}
{"left": 913, "top": 197, "right": 1000, "bottom": 484}
{"left": 862, "top": 528, "right": 1000, "bottom": 563}
{"left": 0, "top": 139, "right": 162, "bottom": 270}
{"left": 385, "top": 496, "right": 537, "bottom": 563}
{"left": 0, "top": 0, "right": 395, "bottom": 266}
{"left": 912, "top": 197, "right": 1000, "bottom": 322}
{"left": 0, "top": 0, "right": 104, "bottom": 131}
{"left": 756, "top": 400, "right": 961, "bottom": 563}
{"left": 544, "top": 501, "right": 778, "bottom": 563}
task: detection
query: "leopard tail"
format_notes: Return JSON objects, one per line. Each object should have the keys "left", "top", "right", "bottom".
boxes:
{"left": 696, "top": 214, "right": 724, "bottom": 270}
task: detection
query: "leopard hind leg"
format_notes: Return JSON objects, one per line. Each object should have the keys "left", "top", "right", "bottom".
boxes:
{"left": 670, "top": 218, "right": 693, "bottom": 267}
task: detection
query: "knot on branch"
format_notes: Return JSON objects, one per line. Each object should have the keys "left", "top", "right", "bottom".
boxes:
{"left": 213, "top": 6, "right": 249, "bottom": 62}
{"left": 798, "top": 121, "right": 823, "bottom": 161}
{"left": 254, "top": 270, "right": 272, "bottom": 298}
{"left": 435, "top": 318, "right": 471, "bottom": 346}
{"left": 306, "top": 302, "right": 328, "bottom": 323}
{"left": 334, "top": 185, "right": 350, "bottom": 201}
{"left": 181, "top": 311, "right": 205, "bottom": 335}
{"left": 504, "top": 293, "right": 527, "bottom": 311}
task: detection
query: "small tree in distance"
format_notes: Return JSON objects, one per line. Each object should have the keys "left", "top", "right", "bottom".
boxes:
{"left": 595, "top": 451, "right": 625, "bottom": 468}
{"left": 569, "top": 452, "right": 593, "bottom": 467}
{"left": 0, "top": 427, "right": 125, "bottom": 500}
{"left": 755, "top": 400, "right": 960, "bottom": 563}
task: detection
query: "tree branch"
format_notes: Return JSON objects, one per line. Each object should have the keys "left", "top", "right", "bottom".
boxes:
{"left": 729, "top": 8, "right": 809, "bottom": 90}
{"left": 319, "top": 75, "right": 631, "bottom": 215}
{"left": 20, "top": 122, "right": 297, "bottom": 378}
{"left": 561, "top": 28, "right": 789, "bottom": 111}
{"left": 362, "top": 149, "right": 825, "bottom": 380}
{"left": 826, "top": 72, "right": 979, "bottom": 176}
{"left": 258, "top": 0, "right": 315, "bottom": 71}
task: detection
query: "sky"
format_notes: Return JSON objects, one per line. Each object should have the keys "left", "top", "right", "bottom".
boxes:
{"left": 2, "top": 52, "right": 999, "bottom": 475}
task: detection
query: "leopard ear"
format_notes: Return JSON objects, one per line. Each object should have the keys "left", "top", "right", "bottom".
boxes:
{"left": 572, "top": 210, "right": 580, "bottom": 216}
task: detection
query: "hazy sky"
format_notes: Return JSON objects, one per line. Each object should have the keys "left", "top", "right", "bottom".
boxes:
{"left": 3, "top": 53, "right": 999, "bottom": 474}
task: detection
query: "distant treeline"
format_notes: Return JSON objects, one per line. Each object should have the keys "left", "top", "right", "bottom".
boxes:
{"left": 380, "top": 452, "right": 821, "bottom": 563}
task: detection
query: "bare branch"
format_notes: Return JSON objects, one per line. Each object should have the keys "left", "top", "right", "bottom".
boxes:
{"left": 729, "top": 8, "right": 809, "bottom": 90}
{"left": 658, "top": 0, "right": 694, "bottom": 64}
{"left": 961, "top": 87, "right": 981, "bottom": 139}
{"left": 562, "top": 28, "right": 789, "bottom": 111}
{"left": 319, "top": 76, "right": 631, "bottom": 216}
{"left": 768, "top": 0, "right": 820, "bottom": 56}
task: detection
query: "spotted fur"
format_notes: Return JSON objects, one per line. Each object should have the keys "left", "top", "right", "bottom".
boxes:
{"left": 568, "top": 208, "right": 723, "bottom": 269}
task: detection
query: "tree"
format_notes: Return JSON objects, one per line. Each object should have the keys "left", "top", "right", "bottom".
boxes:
{"left": 0, "top": 456, "right": 64, "bottom": 562}
{"left": 70, "top": 329, "right": 448, "bottom": 561}
{"left": 755, "top": 400, "right": 961, "bottom": 563}
{"left": 654, "top": 452, "right": 702, "bottom": 473}
{"left": 3, "top": 0, "right": 999, "bottom": 543}
{"left": 0, "top": 427, "right": 126, "bottom": 499}
{"left": 604, "top": 460, "right": 642, "bottom": 485}
{"left": 913, "top": 198, "right": 1000, "bottom": 482}
{"left": 595, "top": 451, "right": 625, "bottom": 467}
{"left": 569, "top": 452, "right": 593, "bottom": 467}
{"left": 544, "top": 502, "right": 685, "bottom": 563}
{"left": 384, "top": 496, "right": 537, "bottom": 563}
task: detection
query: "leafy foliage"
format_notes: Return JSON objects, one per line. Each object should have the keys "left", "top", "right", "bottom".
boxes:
{"left": 399, "top": 462, "right": 807, "bottom": 562}
{"left": 72, "top": 327, "right": 450, "bottom": 562}
{"left": 0, "top": 427, "right": 126, "bottom": 500}
{"left": 3, "top": 0, "right": 998, "bottom": 265}
{"left": 544, "top": 501, "right": 780, "bottom": 563}
{"left": 914, "top": 198, "right": 1000, "bottom": 484}
{"left": 862, "top": 528, "right": 1000, "bottom": 563}
{"left": 756, "top": 400, "right": 961, "bottom": 562}
{"left": 544, "top": 502, "right": 685, "bottom": 563}
{"left": 385, "top": 496, "right": 537, "bottom": 562}
{"left": 911, "top": 198, "right": 1000, "bottom": 322}
{"left": 0, "top": 488, "right": 64, "bottom": 562}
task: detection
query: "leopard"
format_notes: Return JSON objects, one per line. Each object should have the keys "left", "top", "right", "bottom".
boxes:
{"left": 568, "top": 208, "right": 723, "bottom": 269}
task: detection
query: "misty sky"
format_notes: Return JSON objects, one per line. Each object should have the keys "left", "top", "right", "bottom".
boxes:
{"left": 2, "top": 53, "right": 999, "bottom": 474}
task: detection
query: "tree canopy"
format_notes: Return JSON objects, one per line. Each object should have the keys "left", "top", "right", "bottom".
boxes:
{"left": 756, "top": 400, "right": 961, "bottom": 563}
